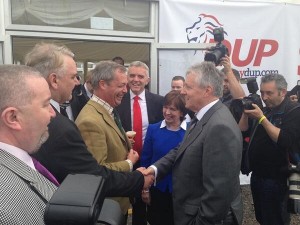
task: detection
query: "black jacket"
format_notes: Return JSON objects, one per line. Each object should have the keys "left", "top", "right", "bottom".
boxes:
{"left": 34, "top": 106, "right": 144, "bottom": 197}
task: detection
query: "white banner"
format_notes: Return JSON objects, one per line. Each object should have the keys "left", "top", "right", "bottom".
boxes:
{"left": 159, "top": 0, "right": 300, "bottom": 94}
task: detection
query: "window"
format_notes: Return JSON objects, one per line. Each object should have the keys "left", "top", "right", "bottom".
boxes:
{"left": 11, "top": 0, "right": 150, "bottom": 32}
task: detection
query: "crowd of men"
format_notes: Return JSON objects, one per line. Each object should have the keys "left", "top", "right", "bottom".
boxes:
{"left": 0, "top": 42, "right": 299, "bottom": 225}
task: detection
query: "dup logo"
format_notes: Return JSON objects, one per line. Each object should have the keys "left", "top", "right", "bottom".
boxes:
{"left": 186, "top": 13, "right": 227, "bottom": 44}
{"left": 185, "top": 13, "right": 279, "bottom": 69}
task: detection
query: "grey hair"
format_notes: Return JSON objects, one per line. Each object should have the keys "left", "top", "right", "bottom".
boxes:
{"left": 186, "top": 61, "right": 224, "bottom": 97}
{"left": 24, "top": 42, "right": 74, "bottom": 79}
{"left": 261, "top": 73, "right": 287, "bottom": 91}
{"left": 90, "top": 61, "right": 127, "bottom": 89}
{"left": 128, "top": 61, "right": 149, "bottom": 77}
{"left": 0, "top": 65, "right": 42, "bottom": 113}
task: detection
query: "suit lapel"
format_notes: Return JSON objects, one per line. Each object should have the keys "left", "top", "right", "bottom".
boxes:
{"left": 0, "top": 150, "right": 55, "bottom": 202}
{"left": 88, "top": 101, "right": 130, "bottom": 150}
{"left": 176, "top": 101, "right": 223, "bottom": 160}
{"left": 118, "top": 93, "right": 132, "bottom": 131}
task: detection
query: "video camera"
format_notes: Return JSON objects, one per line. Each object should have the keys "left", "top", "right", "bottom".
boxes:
{"left": 287, "top": 161, "right": 300, "bottom": 214}
{"left": 204, "top": 27, "right": 229, "bottom": 65}
{"left": 237, "top": 78, "right": 263, "bottom": 110}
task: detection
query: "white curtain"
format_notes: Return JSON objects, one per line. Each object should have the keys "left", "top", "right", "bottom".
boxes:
{"left": 11, "top": 0, "right": 149, "bottom": 28}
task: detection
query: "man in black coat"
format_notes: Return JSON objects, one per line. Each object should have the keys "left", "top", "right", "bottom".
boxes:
{"left": 24, "top": 42, "right": 153, "bottom": 197}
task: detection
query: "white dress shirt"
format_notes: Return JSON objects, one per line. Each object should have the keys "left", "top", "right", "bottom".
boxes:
{"left": 130, "top": 89, "right": 149, "bottom": 143}
{"left": 0, "top": 141, "right": 35, "bottom": 170}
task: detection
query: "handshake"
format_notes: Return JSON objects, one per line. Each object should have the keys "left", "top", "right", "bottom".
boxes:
{"left": 137, "top": 167, "right": 155, "bottom": 205}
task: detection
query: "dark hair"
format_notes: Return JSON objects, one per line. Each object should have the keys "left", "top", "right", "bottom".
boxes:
{"left": 221, "top": 68, "right": 240, "bottom": 81}
{"left": 172, "top": 75, "right": 185, "bottom": 82}
{"left": 164, "top": 90, "right": 188, "bottom": 121}
{"left": 112, "top": 56, "right": 125, "bottom": 66}
{"left": 261, "top": 73, "right": 287, "bottom": 91}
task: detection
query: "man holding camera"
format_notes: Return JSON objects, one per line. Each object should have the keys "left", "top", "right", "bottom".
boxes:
{"left": 239, "top": 73, "right": 300, "bottom": 225}
{"left": 220, "top": 56, "right": 245, "bottom": 106}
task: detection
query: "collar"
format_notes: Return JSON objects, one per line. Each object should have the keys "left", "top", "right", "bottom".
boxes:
{"left": 0, "top": 141, "right": 35, "bottom": 170}
{"left": 265, "top": 97, "right": 288, "bottom": 116}
{"left": 91, "top": 95, "right": 114, "bottom": 117}
{"left": 130, "top": 89, "right": 146, "bottom": 101}
{"left": 84, "top": 83, "right": 93, "bottom": 98}
{"left": 50, "top": 99, "right": 60, "bottom": 113}
{"left": 160, "top": 120, "right": 187, "bottom": 131}
{"left": 195, "top": 99, "right": 219, "bottom": 121}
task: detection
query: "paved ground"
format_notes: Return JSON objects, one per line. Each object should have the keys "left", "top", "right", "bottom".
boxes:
{"left": 241, "top": 185, "right": 300, "bottom": 225}
{"left": 127, "top": 185, "right": 300, "bottom": 225}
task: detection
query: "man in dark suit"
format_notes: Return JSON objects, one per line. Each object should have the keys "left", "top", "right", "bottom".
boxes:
{"left": 70, "top": 71, "right": 93, "bottom": 120}
{"left": 143, "top": 61, "right": 243, "bottom": 225}
{"left": 24, "top": 42, "right": 154, "bottom": 197}
{"left": 116, "top": 61, "right": 164, "bottom": 153}
{"left": 115, "top": 61, "right": 164, "bottom": 225}
{"left": 0, "top": 65, "right": 56, "bottom": 224}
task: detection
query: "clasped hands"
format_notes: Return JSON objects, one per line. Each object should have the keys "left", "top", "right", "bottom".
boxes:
{"left": 136, "top": 167, "right": 155, "bottom": 205}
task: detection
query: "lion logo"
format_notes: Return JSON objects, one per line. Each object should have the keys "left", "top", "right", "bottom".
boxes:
{"left": 186, "top": 13, "right": 228, "bottom": 44}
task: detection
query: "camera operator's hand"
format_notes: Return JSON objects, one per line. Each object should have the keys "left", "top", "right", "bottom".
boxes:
{"left": 219, "top": 55, "right": 232, "bottom": 74}
{"left": 244, "top": 104, "right": 264, "bottom": 120}
{"left": 244, "top": 104, "right": 281, "bottom": 142}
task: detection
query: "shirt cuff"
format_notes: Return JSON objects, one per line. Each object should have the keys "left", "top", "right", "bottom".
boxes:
{"left": 150, "top": 165, "right": 157, "bottom": 186}
{"left": 126, "top": 159, "right": 133, "bottom": 172}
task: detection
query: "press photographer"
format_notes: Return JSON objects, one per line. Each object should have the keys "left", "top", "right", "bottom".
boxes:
{"left": 239, "top": 73, "right": 300, "bottom": 224}
{"left": 204, "top": 27, "right": 246, "bottom": 122}
{"left": 217, "top": 55, "right": 246, "bottom": 122}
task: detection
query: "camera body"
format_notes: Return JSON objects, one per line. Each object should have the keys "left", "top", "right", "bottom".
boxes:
{"left": 204, "top": 27, "right": 228, "bottom": 65}
{"left": 240, "top": 94, "right": 262, "bottom": 110}
{"left": 236, "top": 78, "right": 263, "bottom": 110}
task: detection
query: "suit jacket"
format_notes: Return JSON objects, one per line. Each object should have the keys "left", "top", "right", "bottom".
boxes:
{"left": 115, "top": 90, "right": 164, "bottom": 132}
{"left": 75, "top": 100, "right": 132, "bottom": 214}
{"left": 34, "top": 106, "right": 144, "bottom": 198}
{"left": 71, "top": 84, "right": 90, "bottom": 120}
{"left": 154, "top": 101, "right": 243, "bottom": 225}
{"left": 0, "top": 150, "right": 56, "bottom": 225}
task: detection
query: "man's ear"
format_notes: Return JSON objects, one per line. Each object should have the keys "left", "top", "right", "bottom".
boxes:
{"left": 281, "top": 89, "right": 287, "bottom": 97}
{"left": 48, "top": 73, "right": 58, "bottom": 90}
{"left": 145, "top": 76, "right": 150, "bottom": 86}
{"left": 205, "top": 85, "right": 213, "bottom": 96}
{"left": 98, "top": 80, "right": 107, "bottom": 90}
{"left": 1, "top": 107, "right": 22, "bottom": 131}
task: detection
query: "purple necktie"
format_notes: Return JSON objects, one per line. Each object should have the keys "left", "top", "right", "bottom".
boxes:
{"left": 32, "top": 157, "right": 60, "bottom": 186}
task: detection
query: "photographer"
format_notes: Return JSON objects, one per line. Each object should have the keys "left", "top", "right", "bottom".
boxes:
{"left": 220, "top": 56, "right": 246, "bottom": 105}
{"left": 219, "top": 56, "right": 246, "bottom": 122}
{"left": 239, "top": 73, "right": 300, "bottom": 225}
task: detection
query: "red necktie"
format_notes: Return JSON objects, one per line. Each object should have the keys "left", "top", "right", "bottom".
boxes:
{"left": 133, "top": 95, "right": 143, "bottom": 155}
{"left": 32, "top": 157, "right": 60, "bottom": 186}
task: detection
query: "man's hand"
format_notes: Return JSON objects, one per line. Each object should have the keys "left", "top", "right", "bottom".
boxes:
{"left": 141, "top": 189, "right": 151, "bottom": 205}
{"left": 141, "top": 167, "right": 155, "bottom": 176}
{"left": 244, "top": 104, "right": 264, "bottom": 120}
{"left": 219, "top": 55, "right": 232, "bottom": 74}
{"left": 143, "top": 174, "right": 154, "bottom": 190}
{"left": 127, "top": 149, "right": 139, "bottom": 164}
{"left": 136, "top": 167, "right": 155, "bottom": 189}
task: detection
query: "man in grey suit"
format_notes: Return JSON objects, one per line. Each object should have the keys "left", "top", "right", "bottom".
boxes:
{"left": 143, "top": 61, "right": 243, "bottom": 225}
{"left": 0, "top": 65, "right": 56, "bottom": 224}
